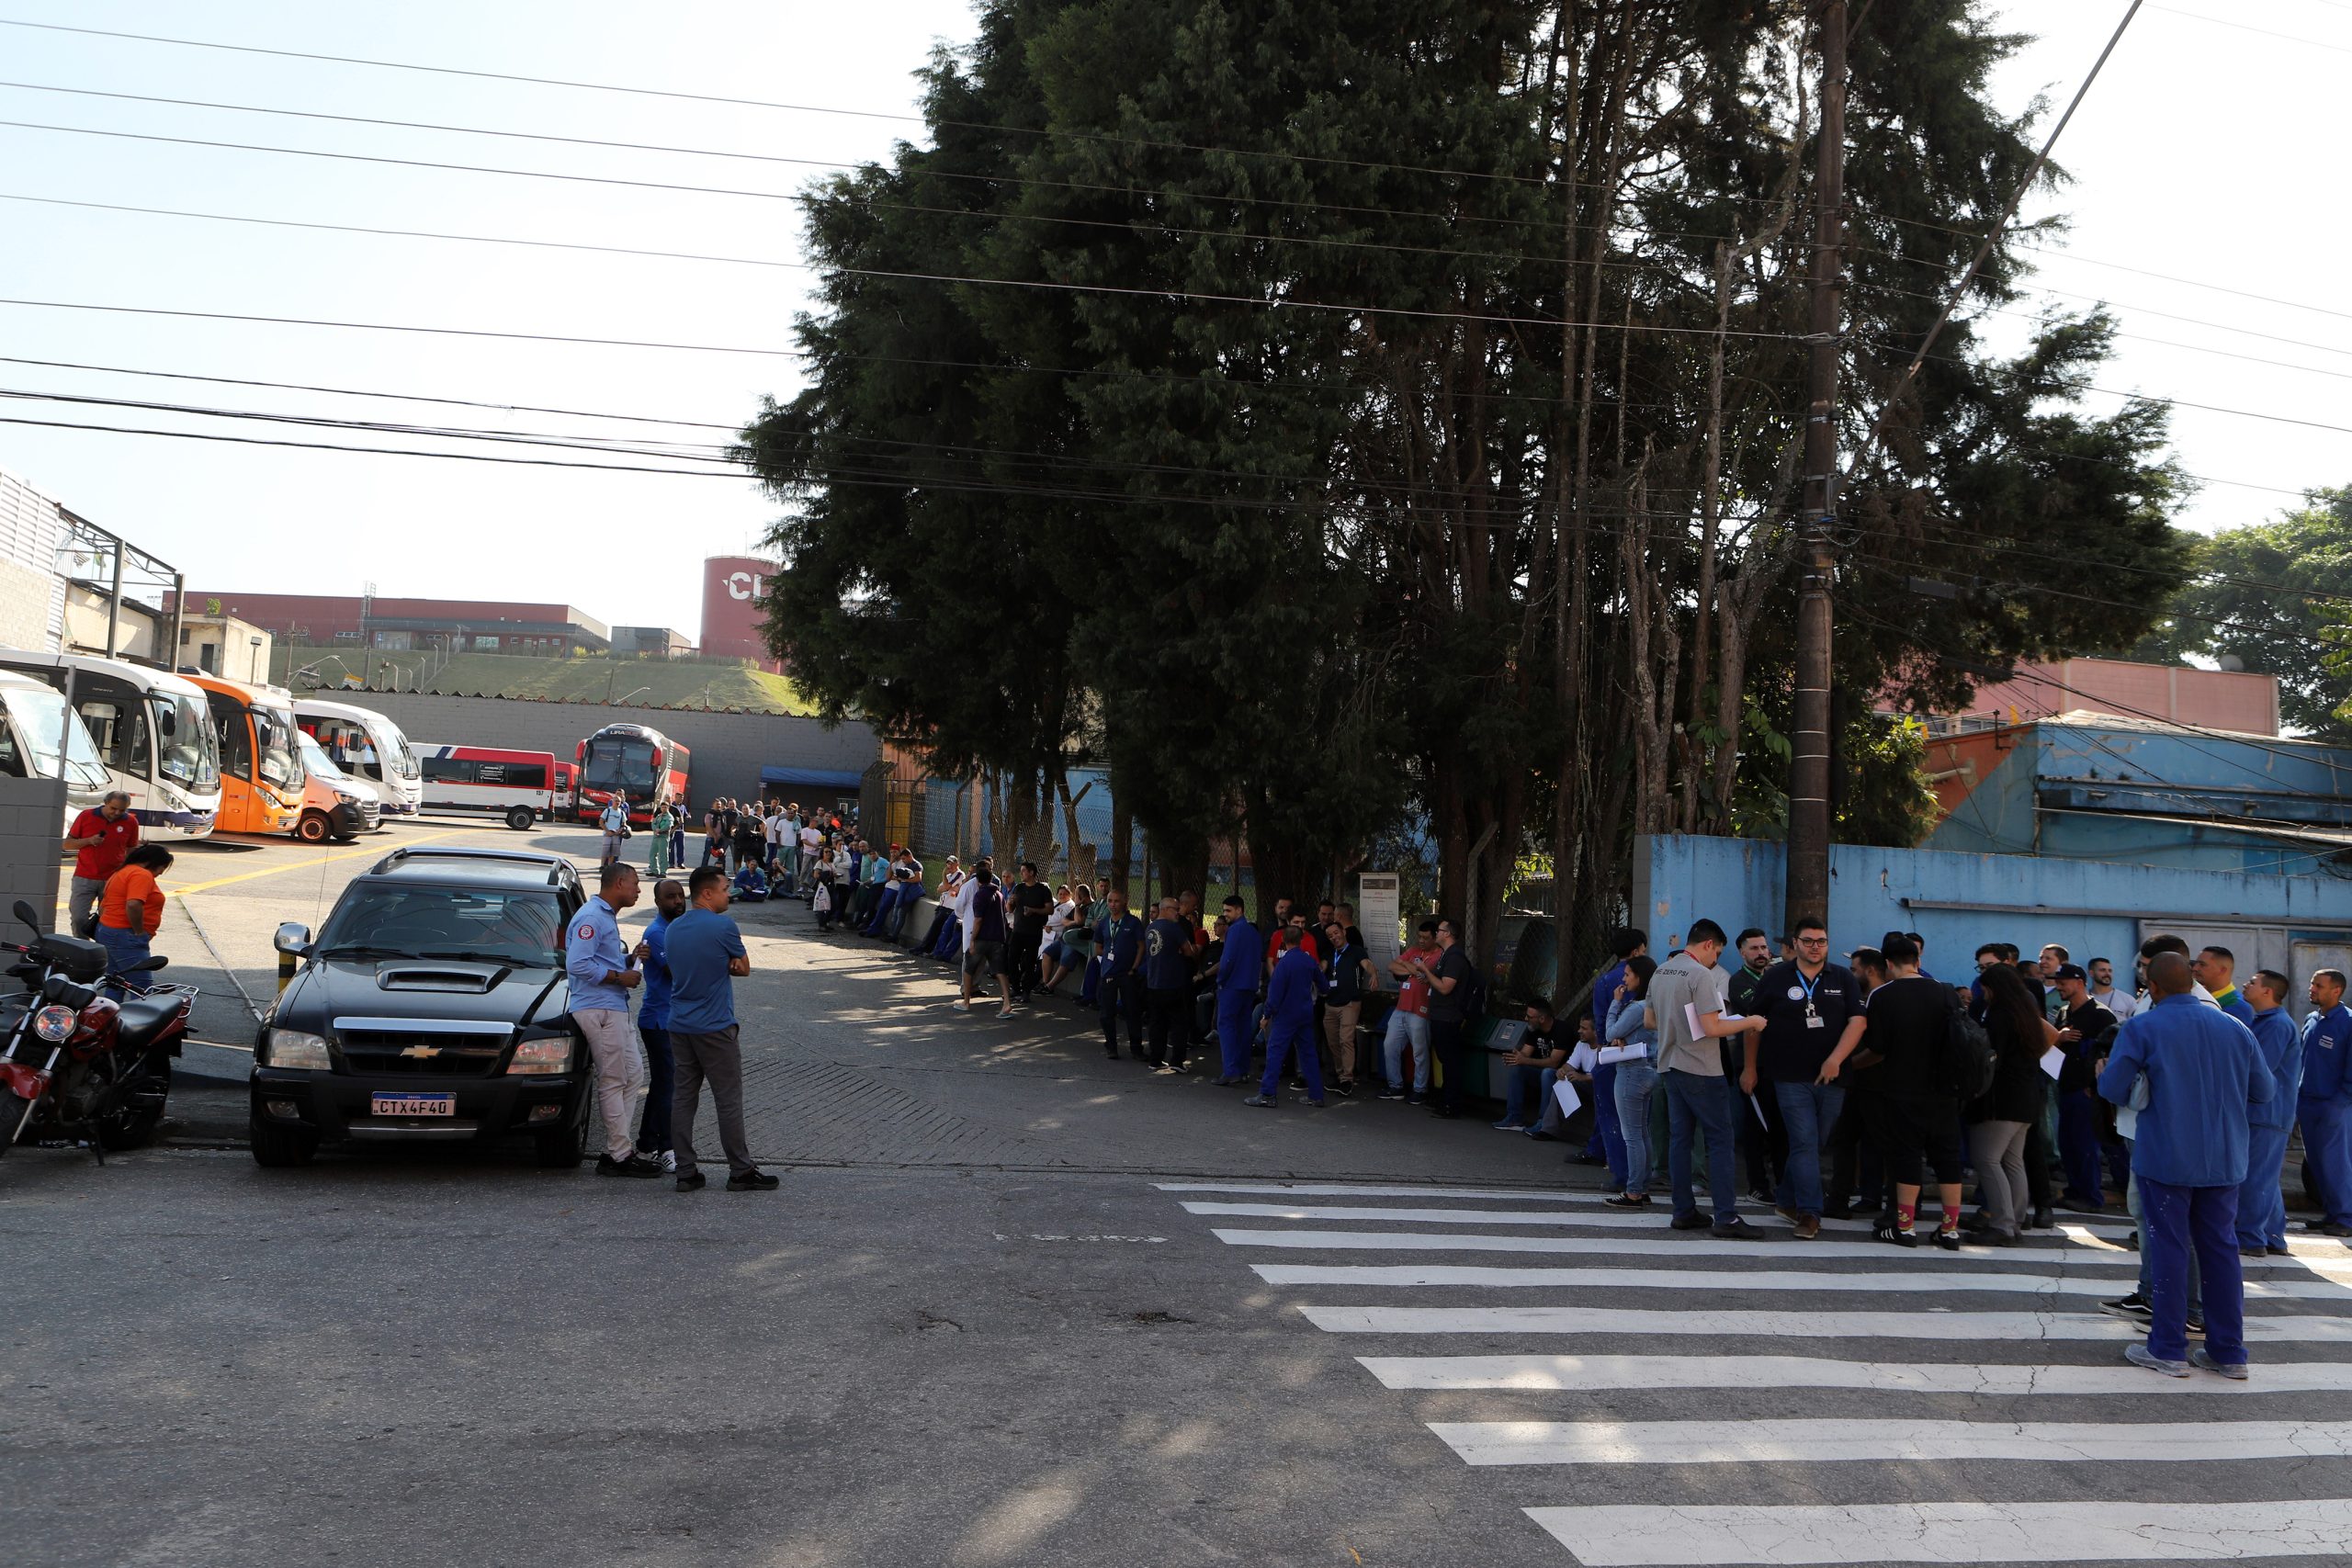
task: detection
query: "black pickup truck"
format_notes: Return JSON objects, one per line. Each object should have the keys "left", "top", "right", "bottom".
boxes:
{"left": 250, "top": 846, "right": 595, "bottom": 1168}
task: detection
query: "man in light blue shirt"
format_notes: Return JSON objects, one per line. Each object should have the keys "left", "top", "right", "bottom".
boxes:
{"left": 2098, "top": 953, "right": 2273, "bottom": 1378}
{"left": 564, "top": 862, "right": 657, "bottom": 1178}
{"left": 666, "top": 865, "right": 774, "bottom": 1192}
{"left": 598, "top": 798, "right": 629, "bottom": 869}
{"left": 2235, "top": 969, "right": 2302, "bottom": 1257}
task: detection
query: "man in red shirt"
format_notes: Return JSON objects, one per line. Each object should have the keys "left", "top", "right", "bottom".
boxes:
{"left": 63, "top": 790, "right": 138, "bottom": 938}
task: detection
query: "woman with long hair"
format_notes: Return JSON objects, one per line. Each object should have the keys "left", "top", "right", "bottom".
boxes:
{"left": 1603, "top": 954, "right": 1661, "bottom": 1209}
{"left": 1967, "top": 963, "right": 2060, "bottom": 1245}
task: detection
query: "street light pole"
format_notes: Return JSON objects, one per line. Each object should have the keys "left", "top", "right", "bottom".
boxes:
{"left": 1786, "top": 0, "right": 1846, "bottom": 936}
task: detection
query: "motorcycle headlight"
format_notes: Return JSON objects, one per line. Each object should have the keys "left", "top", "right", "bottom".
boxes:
{"left": 266, "top": 1029, "right": 332, "bottom": 1069}
{"left": 33, "top": 1003, "right": 77, "bottom": 1042}
{"left": 504, "top": 1036, "right": 571, "bottom": 1076}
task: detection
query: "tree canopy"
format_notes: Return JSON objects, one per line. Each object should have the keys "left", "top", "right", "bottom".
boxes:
{"left": 741, "top": 0, "right": 2186, "bottom": 970}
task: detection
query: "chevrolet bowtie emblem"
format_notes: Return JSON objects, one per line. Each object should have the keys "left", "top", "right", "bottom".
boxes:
{"left": 399, "top": 1044, "right": 442, "bottom": 1060}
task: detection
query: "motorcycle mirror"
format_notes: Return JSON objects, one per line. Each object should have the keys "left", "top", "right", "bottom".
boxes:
{"left": 12, "top": 899, "right": 38, "bottom": 933}
{"left": 130, "top": 954, "right": 168, "bottom": 974}
{"left": 273, "top": 922, "right": 313, "bottom": 958}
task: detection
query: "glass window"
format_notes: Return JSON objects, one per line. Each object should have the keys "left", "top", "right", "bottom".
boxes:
{"left": 14, "top": 687, "right": 110, "bottom": 789}
{"left": 317, "top": 886, "right": 564, "bottom": 967}
{"left": 253, "top": 706, "right": 303, "bottom": 792}
{"left": 209, "top": 693, "right": 254, "bottom": 782}
{"left": 150, "top": 690, "right": 220, "bottom": 792}
{"left": 75, "top": 677, "right": 150, "bottom": 773}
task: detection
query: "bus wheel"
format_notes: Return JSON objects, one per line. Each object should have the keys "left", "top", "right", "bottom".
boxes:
{"left": 295, "top": 812, "right": 333, "bottom": 844}
{"left": 506, "top": 806, "right": 536, "bottom": 831}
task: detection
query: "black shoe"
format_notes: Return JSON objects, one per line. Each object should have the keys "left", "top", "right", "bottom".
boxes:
{"left": 1712, "top": 1218, "right": 1765, "bottom": 1241}
{"left": 2054, "top": 1196, "right": 2108, "bottom": 1214}
{"left": 1820, "top": 1203, "right": 1856, "bottom": 1221}
{"left": 597, "top": 1153, "right": 663, "bottom": 1179}
{"left": 1241, "top": 1093, "right": 1277, "bottom": 1108}
{"left": 726, "top": 1168, "right": 780, "bottom": 1191}
{"left": 1429, "top": 1106, "right": 1461, "bottom": 1120}
{"left": 1873, "top": 1224, "right": 1918, "bottom": 1248}
{"left": 1569, "top": 1154, "right": 1608, "bottom": 1167}
{"left": 1329, "top": 1080, "right": 1355, "bottom": 1098}
{"left": 1298, "top": 1096, "right": 1328, "bottom": 1108}
{"left": 1105, "top": 1049, "right": 1123, "bottom": 1060}
{"left": 1669, "top": 1213, "right": 1710, "bottom": 1231}
{"left": 2268, "top": 1245, "right": 2294, "bottom": 1256}
{"left": 2098, "top": 1293, "right": 2153, "bottom": 1322}
{"left": 2029, "top": 1205, "right": 2055, "bottom": 1230}
{"left": 1935, "top": 1226, "right": 1962, "bottom": 1252}
{"left": 1377, "top": 1087, "right": 1407, "bottom": 1100}
{"left": 1604, "top": 1193, "right": 1651, "bottom": 1209}
{"left": 675, "top": 1171, "right": 707, "bottom": 1191}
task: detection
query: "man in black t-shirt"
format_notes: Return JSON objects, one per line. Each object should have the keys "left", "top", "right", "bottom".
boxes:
{"left": 1142, "top": 897, "right": 1198, "bottom": 1072}
{"left": 1413, "top": 918, "right": 1478, "bottom": 1118}
{"left": 1858, "top": 933, "right": 1966, "bottom": 1248}
{"left": 1006, "top": 861, "right": 1053, "bottom": 1003}
{"left": 1752, "top": 917, "right": 1867, "bottom": 1238}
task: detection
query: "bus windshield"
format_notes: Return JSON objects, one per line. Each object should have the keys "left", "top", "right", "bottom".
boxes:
{"left": 582, "top": 737, "right": 659, "bottom": 797}
{"left": 150, "top": 690, "right": 220, "bottom": 793}
{"left": 299, "top": 731, "right": 351, "bottom": 784}
{"left": 9, "top": 685, "right": 109, "bottom": 789}
{"left": 252, "top": 705, "right": 305, "bottom": 793}
{"left": 375, "top": 716, "right": 419, "bottom": 780}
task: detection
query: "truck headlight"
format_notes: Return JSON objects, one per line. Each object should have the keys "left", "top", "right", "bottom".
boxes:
{"left": 505, "top": 1037, "right": 571, "bottom": 1076}
{"left": 335, "top": 791, "right": 361, "bottom": 806}
{"left": 266, "top": 1029, "right": 331, "bottom": 1069}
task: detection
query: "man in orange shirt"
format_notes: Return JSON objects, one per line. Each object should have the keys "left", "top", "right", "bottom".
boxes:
{"left": 96, "top": 843, "right": 174, "bottom": 979}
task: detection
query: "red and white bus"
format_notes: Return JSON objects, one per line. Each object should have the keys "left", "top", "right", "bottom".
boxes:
{"left": 576, "top": 722, "right": 688, "bottom": 826}
{"left": 417, "top": 744, "right": 559, "bottom": 831}
{"left": 550, "top": 759, "right": 578, "bottom": 818}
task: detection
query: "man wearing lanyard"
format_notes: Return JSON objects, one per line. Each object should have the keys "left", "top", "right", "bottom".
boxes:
{"left": 1749, "top": 917, "right": 1866, "bottom": 1239}
{"left": 1723, "top": 928, "right": 1781, "bottom": 1203}
{"left": 564, "top": 863, "right": 659, "bottom": 1179}
{"left": 1094, "top": 887, "right": 1145, "bottom": 1062}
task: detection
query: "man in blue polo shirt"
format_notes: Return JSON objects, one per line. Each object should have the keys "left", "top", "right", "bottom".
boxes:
{"left": 665, "top": 865, "right": 775, "bottom": 1193}
{"left": 2235, "top": 969, "right": 2302, "bottom": 1257}
{"left": 630, "top": 876, "right": 686, "bottom": 1173}
{"left": 565, "top": 862, "right": 658, "bottom": 1179}
{"left": 2300, "top": 968, "right": 2352, "bottom": 1237}
{"left": 2098, "top": 952, "right": 2273, "bottom": 1378}
{"left": 1094, "top": 886, "right": 1144, "bottom": 1061}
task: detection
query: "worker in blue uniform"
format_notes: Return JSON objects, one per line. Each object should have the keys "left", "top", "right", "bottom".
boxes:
{"left": 1214, "top": 895, "right": 1260, "bottom": 1088}
{"left": 1244, "top": 924, "right": 1325, "bottom": 1108}
{"left": 2098, "top": 952, "right": 2273, "bottom": 1379}
{"left": 2299, "top": 967, "right": 2352, "bottom": 1237}
{"left": 2235, "top": 969, "right": 2304, "bottom": 1257}
{"left": 1093, "top": 888, "right": 1144, "bottom": 1061}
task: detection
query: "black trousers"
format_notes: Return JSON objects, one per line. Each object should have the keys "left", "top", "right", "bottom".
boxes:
{"left": 1010, "top": 929, "right": 1045, "bottom": 998}
{"left": 1828, "top": 1084, "right": 1891, "bottom": 1218}
{"left": 1430, "top": 1017, "right": 1468, "bottom": 1112}
{"left": 1147, "top": 987, "right": 1190, "bottom": 1067}
{"left": 1099, "top": 972, "right": 1143, "bottom": 1056}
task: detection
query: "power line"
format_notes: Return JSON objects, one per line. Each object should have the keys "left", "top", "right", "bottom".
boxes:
{"left": 2146, "top": 4, "right": 2352, "bottom": 56}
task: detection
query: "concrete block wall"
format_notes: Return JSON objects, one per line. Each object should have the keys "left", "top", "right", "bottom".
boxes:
{"left": 0, "top": 777, "right": 66, "bottom": 931}
{"left": 345, "top": 692, "right": 880, "bottom": 806}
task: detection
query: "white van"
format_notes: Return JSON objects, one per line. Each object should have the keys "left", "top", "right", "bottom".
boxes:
{"left": 294, "top": 730, "right": 382, "bottom": 841}
{"left": 293, "top": 698, "right": 423, "bottom": 817}
{"left": 0, "top": 669, "right": 112, "bottom": 829}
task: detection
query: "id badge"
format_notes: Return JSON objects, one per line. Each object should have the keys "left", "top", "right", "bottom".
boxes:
{"left": 1804, "top": 1007, "right": 1826, "bottom": 1030}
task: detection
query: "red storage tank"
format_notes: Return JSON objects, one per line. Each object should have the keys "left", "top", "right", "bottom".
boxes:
{"left": 700, "top": 555, "right": 782, "bottom": 671}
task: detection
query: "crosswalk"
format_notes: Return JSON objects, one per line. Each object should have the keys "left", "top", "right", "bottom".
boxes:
{"left": 1158, "top": 1178, "right": 2352, "bottom": 1565}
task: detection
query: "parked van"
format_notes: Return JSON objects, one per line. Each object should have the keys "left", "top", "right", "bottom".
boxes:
{"left": 294, "top": 730, "right": 380, "bottom": 842}
{"left": 294, "top": 699, "right": 423, "bottom": 817}
{"left": 0, "top": 649, "right": 221, "bottom": 838}
{"left": 0, "top": 669, "right": 111, "bottom": 829}
{"left": 418, "top": 744, "right": 558, "bottom": 831}
{"left": 549, "top": 760, "right": 578, "bottom": 820}
{"left": 187, "top": 673, "right": 308, "bottom": 837}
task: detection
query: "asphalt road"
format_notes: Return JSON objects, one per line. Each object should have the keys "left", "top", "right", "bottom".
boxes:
{"left": 6, "top": 818, "right": 2352, "bottom": 1566}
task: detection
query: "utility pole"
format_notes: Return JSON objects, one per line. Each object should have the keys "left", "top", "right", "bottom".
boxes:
{"left": 1786, "top": 0, "right": 1846, "bottom": 936}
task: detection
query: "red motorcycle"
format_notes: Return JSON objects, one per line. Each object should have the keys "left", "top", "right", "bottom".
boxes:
{"left": 0, "top": 898, "right": 195, "bottom": 1160}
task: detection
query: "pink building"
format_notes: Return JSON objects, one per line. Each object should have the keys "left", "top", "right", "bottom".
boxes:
{"left": 1941, "top": 657, "right": 2279, "bottom": 738}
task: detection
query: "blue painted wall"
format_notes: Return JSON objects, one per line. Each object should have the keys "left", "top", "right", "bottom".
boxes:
{"left": 1633, "top": 832, "right": 2352, "bottom": 987}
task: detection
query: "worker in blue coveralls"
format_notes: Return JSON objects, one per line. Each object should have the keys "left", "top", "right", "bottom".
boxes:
{"left": 2098, "top": 951, "right": 2272, "bottom": 1379}
{"left": 1094, "top": 886, "right": 1144, "bottom": 1062}
{"left": 1244, "top": 924, "right": 1326, "bottom": 1109}
{"left": 2298, "top": 967, "right": 2352, "bottom": 1238}
{"left": 2235, "top": 969, "right": 2303, "bottom": 1257}
{"left": 1213, "top": 895, "right": 1261, "bottom": 1087}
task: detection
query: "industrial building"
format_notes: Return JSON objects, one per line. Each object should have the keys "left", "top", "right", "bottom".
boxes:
{"left": 167, "top": 592, "right": 612, "bottom": 656}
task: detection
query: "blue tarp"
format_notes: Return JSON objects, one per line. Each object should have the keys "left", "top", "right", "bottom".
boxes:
{"left": 760, "top": 764, "right": 865, "bottom": 790}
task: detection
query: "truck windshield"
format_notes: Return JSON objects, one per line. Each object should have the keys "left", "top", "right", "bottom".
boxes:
{"left": 319, "top": 886, "right": 564, "bottom": 967}
{"left": 581, "top": 737, "right": 658, "bottom": 797}
{"left": 374, "top": 716, "right": 420, "bottom": 780}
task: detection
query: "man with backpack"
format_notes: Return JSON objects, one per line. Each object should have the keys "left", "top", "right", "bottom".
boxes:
{"left": 1857, "top": 933, "right": 1973, "bottom": 1249}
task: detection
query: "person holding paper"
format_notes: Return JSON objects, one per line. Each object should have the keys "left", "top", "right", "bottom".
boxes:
{"left": 1494, "top": 998, "right": 1571, "bottom": 1132}
{"left": 1962, "top": 964, "right": 2059, "bottom": 1245}
{"left": 1750, "top": 916, "right": 1865, "bottom": 1240}
{"left": 1603, "top": 955, "right": 1661, "bottom": 1208}
{"left": 1645, "top": 919, "right": 1768, "bottom": 1239}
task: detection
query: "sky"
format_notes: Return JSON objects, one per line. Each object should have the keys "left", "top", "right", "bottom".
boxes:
{"left": 0, "top": 2, "right": 2344, "bottom": 637}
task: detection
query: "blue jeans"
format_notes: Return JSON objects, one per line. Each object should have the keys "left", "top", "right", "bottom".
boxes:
{"left": 1382, "top": 1009, "right": 1430, "bottom": 1094}
{"left": 1772, "top": 1079, "right": 1845, "bottom": 1218}
{"left": 1501, "top": 1064, "right": 1553, "bottom": 1126}
{"left": 2142, "top": 1178, "right": 2244, "bottom": 1364}
{"left": 2301, "top": 1098, "right": 2352, "bottom": 1227}
{"left": 94, "top": 924, "right": 151, "bottom": 990}
{"left": 1587, "top": 1062, "right": 1628, "bottom": 1185}
{"left": 1613, "top": 1060, "right": 1658, "bottom": 1196}
{"left": 636, "top": 1025, "right": 673, "bottom": 1155}
{"left": 2238, "top": 1123, "right": 2291, "bottom": 1249}
{"left": 1664, "top": 1068, "right": 1738, "bottom": 1224}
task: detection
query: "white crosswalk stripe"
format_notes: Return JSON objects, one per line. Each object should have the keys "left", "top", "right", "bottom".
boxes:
{"left": 1164, "top": 1178, "right": 2352, "bottom": 1565}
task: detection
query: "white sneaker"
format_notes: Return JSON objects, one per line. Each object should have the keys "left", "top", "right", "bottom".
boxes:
{"left": 954, "top": 999, "right": 971, "bottom": 1012}
{"left": 659, "top": 1150, "right": 677, "bottom": 1174}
